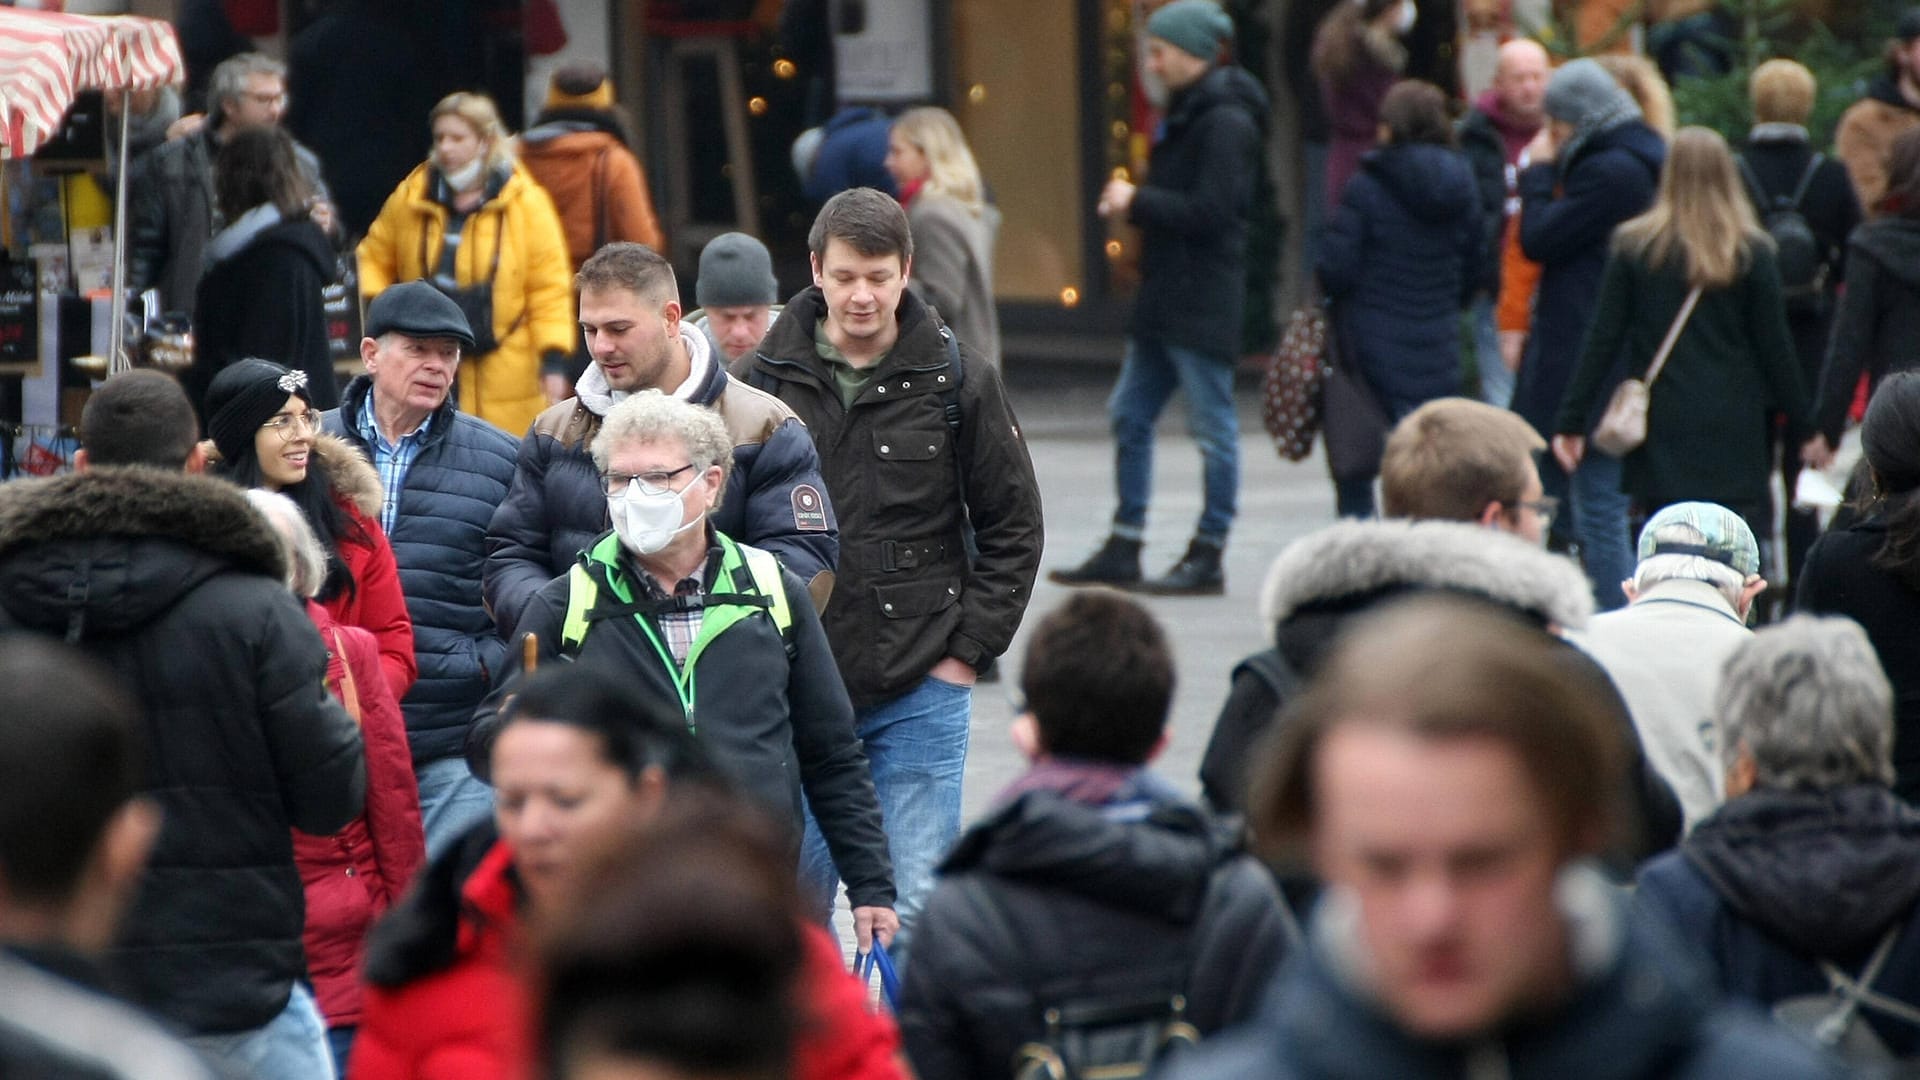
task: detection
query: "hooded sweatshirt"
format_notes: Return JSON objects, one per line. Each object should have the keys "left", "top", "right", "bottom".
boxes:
{"left": 1814, "top": 217, "right": 1920, "bottom": 441}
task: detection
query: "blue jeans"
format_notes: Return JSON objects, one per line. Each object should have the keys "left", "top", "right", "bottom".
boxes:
{"left": 185, "top": 982, "right": 333, "bottom": 1079}
{"left": 326, "top": 1025, "right": 355, "bottom": 1080}
{"left": 1109, "top": 337, "right": 1239, "bottom": 543}
{"left": 414, "top": 756, "right": 495, "bottom": 860}
{"left": 800, "top": 673, "right": 972, "bottom": 960}
{"left": 1470, "top": 297, "right": 1513, "bottom": 409}
{"left": 1543, "top": 450, "right": 1633, "bottom": 611}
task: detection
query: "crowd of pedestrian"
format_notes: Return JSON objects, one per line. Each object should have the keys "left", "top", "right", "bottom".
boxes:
{"left": 11, "top": 3, "right": 1920, "bottom": 1079}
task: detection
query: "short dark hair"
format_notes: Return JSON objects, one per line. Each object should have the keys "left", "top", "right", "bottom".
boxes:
{"left": 500, "top": 662, "right": 713, "bottom": 784}
{"left": 1380, "top": 80, "right": 1455, "bottom": 147}
{"left": 1020, "top": 591, "right": 1174, "bottom": 764}
{"left": 215, "top": 126, "right": 313, "bottom": 222}
{"left": 1253, "top": 595, "right": 1628, "bottom": 860}
{"left": 80, "top": 370, "right": 200, "bottom": 470}
{"left": 808, "top": 187, "right": 913, "bottom": 263}
{"left": 0, "top": 636, "right": 144, "bottom": 906}
{"left": 575, "top": 241, "right": 678, "bottom": 304}
{"left": 536, "top": 796, "right": 802, "bottom": 1080}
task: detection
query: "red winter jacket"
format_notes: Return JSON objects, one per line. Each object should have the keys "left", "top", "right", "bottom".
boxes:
{"left": 351, "top": 839, "right": 529, "bottom": 1080}
{"left": 295, "top": 602, "right": 425, "bottom": 1029}
{"left": 314, "top": 434, "right": 418, "bottom": 701}
{"left": 351, "top": 835, "right": 906, "bottom": 1080}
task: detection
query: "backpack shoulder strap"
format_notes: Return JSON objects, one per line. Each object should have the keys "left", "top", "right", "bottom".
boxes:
{"left": 1232, "top": 648, "right": 1301, "bottom": 702}
{"left": 724, "top": 541, "right": 797, "bottom": 659}
{"left": 1788, "top": 153, "right": 1824, "bottom": 209}
{"left": 1736, "top": 155, "right": 1770, "bottom": 206}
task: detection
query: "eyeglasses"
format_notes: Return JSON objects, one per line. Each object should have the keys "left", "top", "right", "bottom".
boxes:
{"left": 261, "top": 412, "right": 321, "bottom": 441}
{"left": 1503, "top": 495, "right": 1560, "bottom": 528}
{"left": 243, "top": 91, "right": 288, "bottom": 108}
{"left": 602, "top": 463, "right": 695, "bottom": 498}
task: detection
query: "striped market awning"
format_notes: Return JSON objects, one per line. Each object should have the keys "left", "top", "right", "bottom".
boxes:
{"left": 0, "top": 9, "right": 183, "bottom": 159}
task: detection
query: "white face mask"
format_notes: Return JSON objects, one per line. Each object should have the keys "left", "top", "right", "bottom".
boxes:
{"left": 1396, "top": 0, "right": 1417, "bottom": 34}
{"left": 608, "top": 479, "right": 704, "bottom": 556}
{"left": 441, "top": 157, "right": 485, "bottom": 194}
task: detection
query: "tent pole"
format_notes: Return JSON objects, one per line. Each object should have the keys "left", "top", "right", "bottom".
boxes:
{"left": 107, "top": 101, "right": 131, "bottom": 375}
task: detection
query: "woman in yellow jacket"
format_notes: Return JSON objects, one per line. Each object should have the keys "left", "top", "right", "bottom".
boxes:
{"left": 359, "top": 92, "right": 575, "bottom": 436}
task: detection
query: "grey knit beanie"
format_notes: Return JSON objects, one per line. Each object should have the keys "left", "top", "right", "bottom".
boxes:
{"left": 1146, "top": 0, "right": 1234, "bottom": 62}
{"left": 696, "top": 232, "right": 779, "bottom": 307}
{"left": 1543, "top": 58, "right": 1638, "bottom": 129}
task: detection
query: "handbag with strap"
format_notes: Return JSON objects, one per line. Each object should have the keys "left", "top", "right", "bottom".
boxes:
{"left": 1261, "top": 303, "right": 1329, "bottom": 463}
{"left": 1591, "top": 285, "right": 1703, "bottom": 458}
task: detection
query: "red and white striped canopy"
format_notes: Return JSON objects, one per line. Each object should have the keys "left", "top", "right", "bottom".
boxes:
{"left": 0, "top": 9, "right": 184, "bottom": 159}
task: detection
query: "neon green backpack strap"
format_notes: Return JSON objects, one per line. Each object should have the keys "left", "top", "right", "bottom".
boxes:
{"left": 739, "top": 545, "right": 793, "bottom": 641}
{"left": 559, "top": 563, "right": 599, "bottom": 653}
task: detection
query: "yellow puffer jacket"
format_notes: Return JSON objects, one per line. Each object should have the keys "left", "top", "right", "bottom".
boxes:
{"left": 358, "top": 161, "right": 574, "bottom": 436}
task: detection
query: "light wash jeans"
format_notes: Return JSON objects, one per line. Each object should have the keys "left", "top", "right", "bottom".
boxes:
{"left": 1543, "top": 450, "right": 1633, "bottom": 612}
{"left": 800, "top": 672, "right": 972, "bottom": 964}
{"left": 1108, "top": 337, "right": 1240, "bottom": 544}
{"left": 185, "top": 982, "right": 332, "bottom": 1079}
{"left": 1470, "top": 296, "right": 1514, "bottom": 409}
{"left": 414, "top": 755, "right": 495, "bottom": 860}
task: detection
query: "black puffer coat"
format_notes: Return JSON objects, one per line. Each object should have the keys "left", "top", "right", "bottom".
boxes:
{"left": 1813, "top": 218, "right": 1920, "bottom": 443}
{"left": 1317, "top": 141, "right": 1481, "bottom": 414}
{"left": 326, "top": 375, "right": 520, "bottom": 763}
{"left": 0, "top": 467, "right": 365, "bottom": 1034}
{"left": 186, "top": 209, "right": 339, "bottom": 421}
{"left": 1128, "top": 63, "right": 1268, "bottom": 361}
{"left": 1636, "top": 785, "right": 1920, "bottom": 1056}
{"left": 897, "top": 781, "right": 1290, "bottom": 1080}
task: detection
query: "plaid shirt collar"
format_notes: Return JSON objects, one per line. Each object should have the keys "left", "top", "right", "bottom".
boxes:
{"left": 355, "top": 392, "right": 436, "bottom": 535}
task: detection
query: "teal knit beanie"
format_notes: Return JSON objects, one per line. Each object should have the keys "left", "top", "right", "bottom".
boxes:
{"left": 1146, "top": 0, "right": 1234, "bottom": 62}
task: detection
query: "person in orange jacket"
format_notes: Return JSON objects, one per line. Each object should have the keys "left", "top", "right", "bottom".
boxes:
{"left": 517, "top": 62, "right": 667, "bottom": 269}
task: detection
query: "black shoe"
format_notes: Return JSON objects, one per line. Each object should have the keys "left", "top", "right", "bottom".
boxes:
{"left": 1137, "top": 539, "right": 1224, "bottom": 596}
{"left": 1047, "top": 535, "right": 1142, "bottom": 586}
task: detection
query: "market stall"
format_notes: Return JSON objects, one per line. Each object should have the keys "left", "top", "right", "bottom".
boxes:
{"left": 0, "top": 8, "right": 184, "bottom": 475}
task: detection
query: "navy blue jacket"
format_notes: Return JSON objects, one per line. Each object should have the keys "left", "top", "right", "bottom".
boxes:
{"left": 1636, "top": 785, "right": 1920, "bottom": 1057}
{"left": 326, "top": 376, "right": 520, "bottom": 763}
{"left": 1317, "top": 142, "right": 1481, "bottom": 415}
{"left": 1510, "top": 120, "right": 1666, "bottom": 437}
{"left": 803, "top": 106, "right": 897, "bottom": 204}
{"left": 485, "top": 334, "right": 839, "bottom": 637}
{"left": 1128, "top": 64, "right": 1267, "bottom": 361}
{"left": 1160, "top": 874, "right": 1841, "bottom": 1080}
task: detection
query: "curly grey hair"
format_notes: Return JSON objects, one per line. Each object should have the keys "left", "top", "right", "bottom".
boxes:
{"left": 591, "top": 389, "right": 734, "bottom": 481}
{"left": 1716, "top": 615, "right": 1895, "bottom": 791}
{"left": 245, "top": 488, "right": 328, "bottom": 600}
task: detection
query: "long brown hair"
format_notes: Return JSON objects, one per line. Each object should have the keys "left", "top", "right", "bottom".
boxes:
{"left": 1310, "top": 0, "right": 1403, "bottom": 88}
{"left": 1880, "top": 127, "right": 1920, "bottom": 219}
{"left": 1613, "top": 126, "right": 1763, "bottom": 289}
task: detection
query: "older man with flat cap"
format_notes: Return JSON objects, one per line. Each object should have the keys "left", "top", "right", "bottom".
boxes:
{"left": 324, "top": 279, "right": 522, "bottom": 855}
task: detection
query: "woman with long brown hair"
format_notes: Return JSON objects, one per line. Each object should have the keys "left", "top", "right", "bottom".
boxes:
{"left": 1311, "top": 0, "right": 1416, "bottom": 206}
{"left": 1552, "top": 126, "right": 1811, "bottom": 550}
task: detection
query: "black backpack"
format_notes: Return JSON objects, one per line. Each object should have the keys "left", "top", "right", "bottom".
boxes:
{"left": 1738, "top": 153, "right": 1826, "bottom": 314}
{"left": 1011, "top": 990, "right": 1202, "bottom": 1080}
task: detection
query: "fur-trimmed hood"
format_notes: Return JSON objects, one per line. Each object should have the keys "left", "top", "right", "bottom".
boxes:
{"left": 204, "top": 431, "right": 383, "bottom": 521}
{"left": 1260, "top": 520, "right": 1595, "bottom": 634}
{"left": 0, "top": 466, "right": 286, "bottom": 637}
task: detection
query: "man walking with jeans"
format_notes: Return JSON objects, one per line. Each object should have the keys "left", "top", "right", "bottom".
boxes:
{"left": 736, "top": 188, "right": 1043, "bottom": 952}
{"left": 1051, "top": 0, "right": 1265, "bottom": 594}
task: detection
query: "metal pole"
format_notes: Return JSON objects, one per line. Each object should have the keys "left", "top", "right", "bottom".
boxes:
{"left": 107, "top": 99, "right": 132, "bottom": 375}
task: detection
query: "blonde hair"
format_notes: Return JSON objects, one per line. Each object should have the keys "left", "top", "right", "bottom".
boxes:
{"left": 1381, "top": 398, "right": 1546, "bottom": 521}
{"left": 1614, "top": 126, "right": 1764, "bottom": 289}
{"left": 430, "top": 92, "right": 515, "bottom": 171}
{"left": 891, "top": 107, "right": 986, "bottom": 214}
{"left": 1750, "top": 59, "right": 1816, "bottom": 126}
{"left": 1595, "top": 54, "right": 1674, "bottom": 139}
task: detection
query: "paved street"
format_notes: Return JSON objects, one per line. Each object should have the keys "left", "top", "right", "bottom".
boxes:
{"left": 961, "top": 363, "right": 1340, "bottom": 823}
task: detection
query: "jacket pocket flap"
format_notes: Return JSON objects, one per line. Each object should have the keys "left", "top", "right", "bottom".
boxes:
{"left": 872, "top": 428, "right": 945, "bottom": 461}
{"left": 873, "top": 576, "right": 961, "bottom": 619}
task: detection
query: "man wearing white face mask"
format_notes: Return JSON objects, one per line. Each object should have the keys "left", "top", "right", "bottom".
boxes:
{"left": 467, "top": 390, "right": 899, "bottom": 954}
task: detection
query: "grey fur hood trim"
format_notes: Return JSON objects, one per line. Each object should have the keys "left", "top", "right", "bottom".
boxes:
{"left": 0, "top": 466, "right": 284, "bottom": 580}
{"left": 1258, "top": 519, "right": 1595, "bottom": 631}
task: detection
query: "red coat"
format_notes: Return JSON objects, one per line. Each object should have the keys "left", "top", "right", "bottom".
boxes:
{"left": 314, "top": 433, "right": 418, "bottom": 701}
{"left": 295, "top": 602, "right": 426, "bottom": 1029}
{"left": 351, "top": 838, "right": 906, "bottom": 1080}
{"left": 351, "top": 840, "right": 530, "bottom": 1080}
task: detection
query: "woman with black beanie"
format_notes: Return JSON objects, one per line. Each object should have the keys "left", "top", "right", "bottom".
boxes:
{"left": 204, "top": 358, "right": 416, "bottom": 700}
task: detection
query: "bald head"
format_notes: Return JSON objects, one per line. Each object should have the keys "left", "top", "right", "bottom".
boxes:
{"left": 1494, "top": 39, "right": 1549, "bottom": 124}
